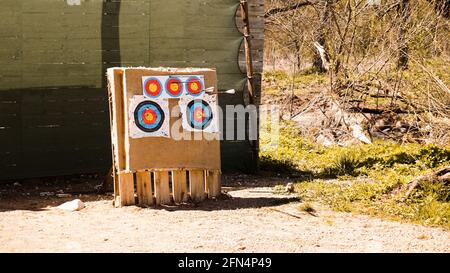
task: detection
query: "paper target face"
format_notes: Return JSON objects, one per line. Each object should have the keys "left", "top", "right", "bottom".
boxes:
{"left": 186, "top": 76, "right": 204, "bottom": 97}
{"left": 129, "top": 96, "right": 170, "bottom": 138}
{"left": 180, "top": 94, "right": 219, "bottom": 133}
{"left": 143, "top": 77, "right": 163, "bottom": 98}
{"left": 165, "top": 77, "right": 183, "bottom": 97}
{"left": 134, "top": 101, "right": 165, "bottom": 132}
{"left": 186, "top": 100, "right": 213, "bottom": 130}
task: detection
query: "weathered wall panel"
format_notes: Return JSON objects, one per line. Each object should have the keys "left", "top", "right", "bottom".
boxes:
{"left": 0, "top": 0, "right": 264, "bottom": 180}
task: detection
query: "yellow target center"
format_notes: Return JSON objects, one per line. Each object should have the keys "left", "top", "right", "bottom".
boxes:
{"left": 145, "top": 112, "right": 154, "bottom": 122}
{"left": 149, "top": 83, "right": 158, "bottom": 93}
{"left": 190, "top": 82, "right": 199, "bottom": 91}
{"left": 195, "top": 110, "right": 204, "bottom": 119}
{"left": 170, "top": 82, "right": 179, "bottom": 91}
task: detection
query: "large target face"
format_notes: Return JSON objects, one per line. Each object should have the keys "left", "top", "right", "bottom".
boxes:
{"left": 143, "top": 77, "right": 163, "bottom": 98}
{"left": 134, "top": 101, "right": 165, "bottom": 132}
{"left": 186, "top": 100, "right": 213, "bottom": 130}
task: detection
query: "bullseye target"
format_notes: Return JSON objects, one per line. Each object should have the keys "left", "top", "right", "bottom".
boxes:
{"left": 165, "top": 77, "right": 183, "bottom": 97}
{"left": 134, "top": 101, "right": 165, "bottom": 132}
{"left": 186, "top": 76, "right": 204, "bottom": 96}
{"left": 129, "top": 96, "right": 169, "bottom": 138}
{"left": 186, "top": 100, "right": 213, "bottom": 130}
{"left": 143, "top": 77, "right": 163, "bottom": 98}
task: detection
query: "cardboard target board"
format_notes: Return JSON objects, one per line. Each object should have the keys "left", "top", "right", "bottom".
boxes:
{"left": 107, "top": 67, "right": 221, "bottom": 207}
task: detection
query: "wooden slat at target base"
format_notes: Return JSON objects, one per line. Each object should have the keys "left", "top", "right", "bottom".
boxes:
{"left": 136, "top": 171, "right": 153, "bottom": 206}
{"left": 172, "top": 170, "right": 188, "bottom": 204}
{"left": 189, "top": 170, "right": 206, "bottom": 202}
{"left": 114, "top": 169, "right": 221, "bottom": 207}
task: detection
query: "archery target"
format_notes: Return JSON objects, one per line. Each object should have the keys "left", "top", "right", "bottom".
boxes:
{"left": 129, "top": 96, "right": 170, "bottom": 138}
{"left": 134, "top": 101, "right": 164, "bottom": 132}
{"left": 180, "top": 94, "right": 219, "bottom": 133}
{"left": 143, "top": 77, "right": 163, "bottom": 98}
{"left": 186, "top": 76, "right": 204, "bottom": 97}
{"left": 187, "top": 100, "right": 213, "bottom": 130}
{"left": 165, "top": 77, "right": 183, "bottom": 97}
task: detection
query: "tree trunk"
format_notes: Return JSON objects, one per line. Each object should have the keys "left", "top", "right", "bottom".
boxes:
{"left": 294, "top": 39, "right": 302, "bottom": 71}
{"left": 312, "top": 0, "right": 332, "bottom": 72}
{"left": 397, "top": 0, "right": 411, "bottom": 70}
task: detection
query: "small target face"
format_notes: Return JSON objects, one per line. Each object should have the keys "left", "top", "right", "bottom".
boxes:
{"left": 143, "top": 77, "right": 163, "bottom": 98}
{"left": 134, "top": 101, "right": 165, "bottom": 132}
{"left": 186, "top": 76, "right": 204, "bottom": 96}
{"left": 165, "top": 77, "right": 183, "bottom": 97}
{"left": 186, "top": 100, "right": 213, "bottom": 130}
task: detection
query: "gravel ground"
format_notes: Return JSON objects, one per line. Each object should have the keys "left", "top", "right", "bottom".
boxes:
{"left": 0, "top": 180, "right": 449, "bottom": 252}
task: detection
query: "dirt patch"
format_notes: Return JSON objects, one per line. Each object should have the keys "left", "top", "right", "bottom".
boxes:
{"left": 0, "top": 175, "right": 448, "bottom": 252}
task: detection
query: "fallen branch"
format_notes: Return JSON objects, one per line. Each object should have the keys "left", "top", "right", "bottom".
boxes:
{"left": 398, "top": 166, "right": 450, "bottom": 201}
{"left": 348, "top": 106, "right": 409, "bottom": 114}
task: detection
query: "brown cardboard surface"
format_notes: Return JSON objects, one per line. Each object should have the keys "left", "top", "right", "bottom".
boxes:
{"left": 116, "top": 67, "right": 220, "bottom": 171}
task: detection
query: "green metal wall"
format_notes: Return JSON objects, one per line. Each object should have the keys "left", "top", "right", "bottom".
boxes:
{"left": 0, "top": 0, "right": 255, "bottom": 180}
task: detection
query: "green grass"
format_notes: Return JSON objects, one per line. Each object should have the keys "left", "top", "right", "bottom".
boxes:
{"left": 261, "top": 121, "right": 450, "bottom": 229}
{"left": 298, "top": 202, "right": 316, "bottom": 214}
{"left": 262, "top": 70, "right": 328, "bottom": 97}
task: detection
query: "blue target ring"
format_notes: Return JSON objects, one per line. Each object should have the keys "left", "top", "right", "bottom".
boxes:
{"left": 186, "top": 100, "right": 213, "bottom": 130}
{"left": 134, "top": 101, "right": 165, "bottom": 132}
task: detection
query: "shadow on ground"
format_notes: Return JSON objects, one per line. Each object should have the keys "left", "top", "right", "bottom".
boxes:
{"left": 0, "top": 173, "right": 109, "bottom": 212}
{"left": 0, "top": 173, "right": 299, "bottom": 212}
{"left": 155, "top": 195, "right": 300, "bottom": 212}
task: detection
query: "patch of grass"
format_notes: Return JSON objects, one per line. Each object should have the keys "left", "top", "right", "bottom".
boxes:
{"left": 262, "top": 121, "right": 450, "bottom": 229}
{"left": 295, "top": 175, "right": 450, "bottom": 228}
{"left": 261, "top": 121, "right": 450, "bottom": 178}
{"left": 262, "top": 70, "right": 328, "bottom": 99}
{"left": 297, "top": 66, "right": 326, "bottom": 76}
{"left": 324, "top": 152, "right": 360, "bottom": 176}
{"left": 298, "top": 202, "right": 316, "bottom": 213}
{"left": 272, "top": 185, "right": 287, "bottom": 194}
{"left": 263, "top": 70, "right": 289, "bottom": 81}
{"left": 259, "top": 156, "right": 299, "bottom": 175}
{"left": 417, "top": 234, "right": 428, "bottom": 240}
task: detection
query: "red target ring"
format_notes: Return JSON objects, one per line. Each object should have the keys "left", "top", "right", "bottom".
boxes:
{"left": 193, "top": 106, "right": 206, "bottom": 123}
{"left": 165, "top": 77, "right": 183, "bottom": 97}
{"left": 141, "top": 108, "right": 157, "bottom": 125}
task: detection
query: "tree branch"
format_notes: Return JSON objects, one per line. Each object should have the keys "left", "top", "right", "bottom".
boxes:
{"left": 265, "top": 1, "right": 313, "bottom": 18}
